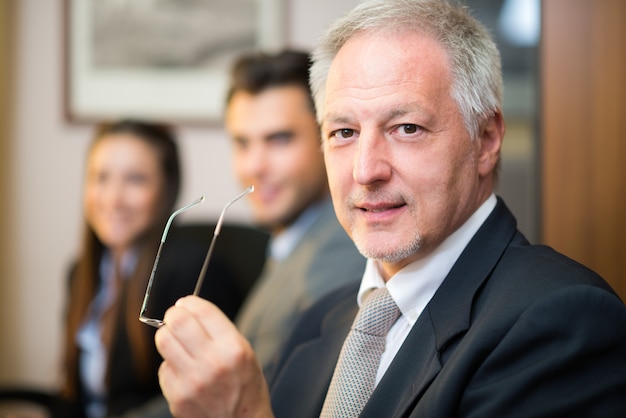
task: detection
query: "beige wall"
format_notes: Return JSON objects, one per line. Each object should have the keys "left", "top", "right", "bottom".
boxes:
{"left": 541, "top": 0, "right": 626, "bottom": 300}
{"left": 0, "top": 0, "right": 361, "bottom": 389}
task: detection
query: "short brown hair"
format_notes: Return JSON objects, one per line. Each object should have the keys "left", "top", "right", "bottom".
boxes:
{"left": 226, "top": 50, "right": 315, "bottom": 113}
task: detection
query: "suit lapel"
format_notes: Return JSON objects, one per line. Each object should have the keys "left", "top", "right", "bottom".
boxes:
{"left": 361, "top": 307, "right": 441, "bottom": 418}
{"left": 270, "top": 282, "right": 359, "bottom": 418}
{"left": 362, "top": 198, "right": 519, "bottom": 417}
{"left": 271, "top": 325, "right": 351, "bottom": 417}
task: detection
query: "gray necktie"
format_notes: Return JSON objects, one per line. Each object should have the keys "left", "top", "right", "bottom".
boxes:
{"left": 320, "top": 287, "right": 401, "bottom": 417}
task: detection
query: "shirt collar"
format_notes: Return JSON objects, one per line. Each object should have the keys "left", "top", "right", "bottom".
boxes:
{"left": 269, "top": 197, "right": 329, "bottom": 261}
{"left": 100, "top": 248, "right": 138, "bottom": 283}
{"left": 357, "top": 194, "right": 497, "bottom": 324}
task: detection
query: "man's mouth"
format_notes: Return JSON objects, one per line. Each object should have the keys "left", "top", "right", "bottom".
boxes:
{"left": 358, "top": 202, "right": 406, "bottom": 212}
{"left": 251, "top": 184, "right": 280, "bottom": 203}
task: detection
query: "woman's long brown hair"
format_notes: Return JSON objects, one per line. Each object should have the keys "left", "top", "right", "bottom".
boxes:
{"left": 61, "top": 120, "right": 180, "bottom": 399}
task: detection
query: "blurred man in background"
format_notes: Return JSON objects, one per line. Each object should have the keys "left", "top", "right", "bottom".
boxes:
{"left": 225, "top": 50, "right": 366, "bottom": 375}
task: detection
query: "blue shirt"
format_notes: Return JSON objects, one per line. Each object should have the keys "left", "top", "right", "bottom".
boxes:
{"left": 76, "top": 249, "right": 137, "bottom": 418}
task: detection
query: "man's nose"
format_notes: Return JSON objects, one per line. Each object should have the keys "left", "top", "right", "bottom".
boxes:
{"left": 352, "top": 133, "right": 392, "bottom": 185}
{"left": 242, "top": 143, "right": 270, "bottom": 178}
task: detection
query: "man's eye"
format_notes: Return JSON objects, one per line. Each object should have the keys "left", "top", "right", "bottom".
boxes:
{"left": 232, "top": 137, "right": 249, "bottom": 150}
{"left": 334, "top": 129, "right": 355, "bottom": 139}
{"left": 90, "top": 172, "right": 108, "bottom": 184}
{"left": 127, "top": 173, "right": 148, "bottom": 184}
{"left": 269, "top": 132, "right": 293, "bottom": 144}
{"left": 401, "top": 124, "right": 418, "bottom": 134}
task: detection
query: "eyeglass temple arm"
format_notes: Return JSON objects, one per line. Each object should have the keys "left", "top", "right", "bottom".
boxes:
{"left": 140, "top": 196, "right": 205, "bottom": 319}
{"left": 193, "top": 185, "right": 254, "bottom": 296}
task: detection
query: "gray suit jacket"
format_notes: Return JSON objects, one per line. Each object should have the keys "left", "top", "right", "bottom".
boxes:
{"left": 269, "top": 198, "right": 626, "bottom": 417}
{"left": 236, "top": 198, "right": 366, "bottom": 374}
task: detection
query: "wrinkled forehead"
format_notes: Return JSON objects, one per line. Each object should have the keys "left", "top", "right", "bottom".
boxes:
{"left": 322, "top": 30, "right": 454, "bottom": 119}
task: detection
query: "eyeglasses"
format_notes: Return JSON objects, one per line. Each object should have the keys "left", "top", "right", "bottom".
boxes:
{"left": 139, "top": 186, "right": 254, "bottom": 328}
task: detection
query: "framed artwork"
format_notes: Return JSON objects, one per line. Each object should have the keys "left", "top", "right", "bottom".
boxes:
{"left": 64, "top": 0, "right": 285, "bottom": 124}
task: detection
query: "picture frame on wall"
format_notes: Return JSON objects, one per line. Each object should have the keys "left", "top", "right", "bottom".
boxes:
{"left": 64, "top": 0, "right": 285, "bottom": 124}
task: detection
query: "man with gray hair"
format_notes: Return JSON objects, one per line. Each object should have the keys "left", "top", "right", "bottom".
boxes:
{"left": 154, "top": 1, "right": 626, "bottom": 417}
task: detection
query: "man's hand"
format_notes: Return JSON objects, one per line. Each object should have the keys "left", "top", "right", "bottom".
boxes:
{"left": 155, "top": 296, "right": 274, "bottom": 418}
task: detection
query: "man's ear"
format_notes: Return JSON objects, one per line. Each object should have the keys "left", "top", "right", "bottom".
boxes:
{"left": 477, "top": 111, "right": 505, "bottom": 177}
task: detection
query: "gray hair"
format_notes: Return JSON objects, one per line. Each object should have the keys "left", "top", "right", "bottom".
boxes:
{"left": 310, "top": 0, "right": 502, "bottom": 140}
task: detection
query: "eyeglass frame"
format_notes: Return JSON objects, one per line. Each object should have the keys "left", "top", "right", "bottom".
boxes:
{"left": 139, "top": 186, "right": 254, "bottom": 328}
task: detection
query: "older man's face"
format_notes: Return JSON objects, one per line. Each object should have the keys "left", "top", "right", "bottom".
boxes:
{"left": 321, "top": 30, "right": 501, "bottom": 280}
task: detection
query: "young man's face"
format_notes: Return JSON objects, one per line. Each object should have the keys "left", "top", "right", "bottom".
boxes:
{"left": 227, "top": 85, "right": 328, "bottom": 232}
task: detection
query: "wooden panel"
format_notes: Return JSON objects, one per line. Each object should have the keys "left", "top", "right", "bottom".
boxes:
{"left": 541, "top": 0, "right": 626, "bottom": 300}
{"left": 0, "top": 0, "right": 17, "bottom": 382}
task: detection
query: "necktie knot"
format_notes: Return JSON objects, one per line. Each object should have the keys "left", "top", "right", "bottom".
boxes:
{"left": 353, "top": 287, "right": 401, "bottom": 337}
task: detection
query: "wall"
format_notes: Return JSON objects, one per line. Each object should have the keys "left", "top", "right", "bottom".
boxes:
{"left": 0, "top": 0, "right": 360, "bottom": 389}
{"left": 541, "top": 0, "right": 626, "bottom": 300}
{"left": 0, "top": 0, "right": 19, "bottom": 385}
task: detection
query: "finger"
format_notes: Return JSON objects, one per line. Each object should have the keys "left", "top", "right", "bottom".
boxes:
{"left": 155, "top": 303, "right": 208, "bottom": 369}
{"left": 174, "top": 296, "right": 256, "bottom": 368}
{"left": 158, "top": 360, "right": 199, "bottom": 418}
{"left": 173, "top": 296, "right": 260, "bottom": 378}
{"left": 175, "top": 295, "right": 239, "bottom": 339}
{"left": 158, "top": 296, "right": 239, "bottom": 366}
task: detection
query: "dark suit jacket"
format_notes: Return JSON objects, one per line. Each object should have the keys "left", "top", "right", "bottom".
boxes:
{"left": 269, "top": 198, "right": 626, "bottom": 417}
{"left": 55, "top": 226, "right": 244, "bottom": 418}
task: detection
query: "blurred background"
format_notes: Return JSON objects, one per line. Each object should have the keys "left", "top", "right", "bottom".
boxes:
{"left": 0, "top": 0, "right": 624, "bottom": 396}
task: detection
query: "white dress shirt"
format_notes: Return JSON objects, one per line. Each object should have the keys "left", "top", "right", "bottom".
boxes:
{"left": 355, "top": 194, "right": 497, "bottom": 385}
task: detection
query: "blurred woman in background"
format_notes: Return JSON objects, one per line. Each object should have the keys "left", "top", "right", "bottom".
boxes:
{"left": 54, "top": 120, "right": 240, "bottom": 418}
